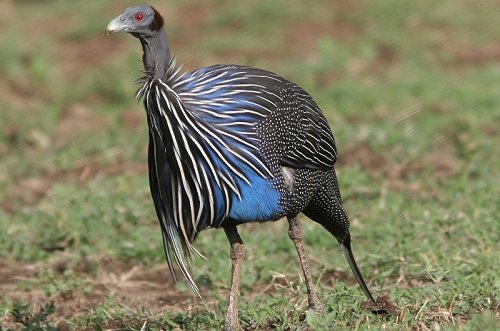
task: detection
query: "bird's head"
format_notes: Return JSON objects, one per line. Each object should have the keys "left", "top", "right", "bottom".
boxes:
{"left": 106, "top": 5, "right": 164, "bottom": 37}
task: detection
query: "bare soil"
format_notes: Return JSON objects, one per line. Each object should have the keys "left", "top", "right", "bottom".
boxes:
{"left": 0, "top": 258, "right": 201, "bottom": 327}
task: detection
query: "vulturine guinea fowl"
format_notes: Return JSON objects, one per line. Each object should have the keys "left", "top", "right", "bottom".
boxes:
{"left": 106, "top": 5, "right": 375, "bottom": 330}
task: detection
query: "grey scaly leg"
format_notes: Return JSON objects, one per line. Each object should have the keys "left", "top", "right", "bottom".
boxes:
{"left": 288, "top": 217, "right": 324, "bottom": 313}
{"left": 223, "top": 225, "right": 244, "bottom": 331}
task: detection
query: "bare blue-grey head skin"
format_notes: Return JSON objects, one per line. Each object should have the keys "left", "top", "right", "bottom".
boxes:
{"left": 106, "top": 5, "right": 377, "bottom": 330}
{"left": 106, "top": 5, "right": 157, "bottom": 34}
{"left": 106, "top": 5, "right": 171, "bottom": 80}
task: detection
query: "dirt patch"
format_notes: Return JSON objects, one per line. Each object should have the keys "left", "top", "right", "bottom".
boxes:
{"left": 338, "top": 143, "right": 389, "bottom": 173}
{"left": 362, "top": 294, "right": 399, "bottom": 315}
{"left": 4, "top": 177, "right": 53, "bottom": 213}
{"left": 320, "top": 269, "right": 359, "bottom": 287}
{"left": 92, "top": 259, "right": 196, "bottom": 313}
{"left": 3, "top": 72, "right": 54, "bottom": 114}
{"left": 1, "top": 159, "right": 147, "bottom": 214}
{"left": 346, "top": 43, "right": 400, "bottom": 78}
{"left": 23, "top": 11, "right": 78, "bottom": 40}
{"left": 156, "top": 1, "right": 215, "bottom": 56}
{"left": 0, "top": 1, "right": 15, "bottom": 26}
{"left": 0, "top": 257, "right": 201, "bottom": 329}
{"left": 480, "top": 123, "right": 499, "bottom": 138}
{"left": 120, "top": 108, "right": 145, "bottom": 130}
{"left": 338, "top": 140, "right": 461, "bottom": 194}
{"left": 57, "top": 36, "right": 127, "bottom": 80}
{"left": 174, "top": 2, "right": 214, "bottom": 32}
{"left": 54, "top": 103, "right": 109, "bottom": 147}
{"left": 287, "top": 19, "right": 360, "bottom": 56}
{"left": 285, "top": 0, "right": 363, "bottom": 63}
{"left": 0, "top": 260, "right": 38, "bottom": 286}
{"left": 0, "top": 260, "right": 47, "bottom": 313}
{"left": 443, "top": 41, "right": 500, "bottom": 67}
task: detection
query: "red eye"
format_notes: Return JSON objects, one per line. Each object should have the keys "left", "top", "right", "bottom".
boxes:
{"left": 134, "top": 12, "right": 144, "bottom": 21}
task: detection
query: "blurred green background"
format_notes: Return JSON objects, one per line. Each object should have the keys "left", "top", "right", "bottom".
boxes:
{"left": 0, "top": 0, "right": 498, "bottom": 329}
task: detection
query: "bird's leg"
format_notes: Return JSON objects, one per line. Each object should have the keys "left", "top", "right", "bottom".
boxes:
{"left": 288, "top": 217, "right": 324, "bottom": 313}
{"left": 223, "top": 224, "right": 244, "bottom": 331}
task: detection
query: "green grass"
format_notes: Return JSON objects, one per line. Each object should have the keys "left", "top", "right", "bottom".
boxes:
{"left": 1, "top": 0, "right": 499, "bottom": 330}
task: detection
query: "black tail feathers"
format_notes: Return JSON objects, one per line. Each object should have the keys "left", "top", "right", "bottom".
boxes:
{"left": 340, "top": 235, "right": 375, "bottom": 302}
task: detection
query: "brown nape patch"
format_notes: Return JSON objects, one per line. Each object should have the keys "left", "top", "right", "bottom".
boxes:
{"left": 149, "top": 6, "right": 164, "bottom": 31}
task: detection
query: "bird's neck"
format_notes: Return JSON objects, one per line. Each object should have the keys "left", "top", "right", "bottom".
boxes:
{"left": 138, "top": 29, "right": 174, "bottom": 81}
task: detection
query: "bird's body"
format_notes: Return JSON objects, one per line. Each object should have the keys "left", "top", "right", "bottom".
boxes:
{"left": 142, "top": 64, "right": 338, "bottom": 229}
{"left": 107, "top": 6, "right": 375, "bottom": 330}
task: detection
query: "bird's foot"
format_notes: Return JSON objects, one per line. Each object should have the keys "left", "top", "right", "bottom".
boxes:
{"left": 308, "top": 297, "right": 324, "bottom": 314}
{"left": 223, "top": 316, "right": 241, "bottom": 331}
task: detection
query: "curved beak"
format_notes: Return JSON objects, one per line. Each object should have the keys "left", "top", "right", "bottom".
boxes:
{"left": 105, "top": 15, "right": 128, "bottom": 35}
